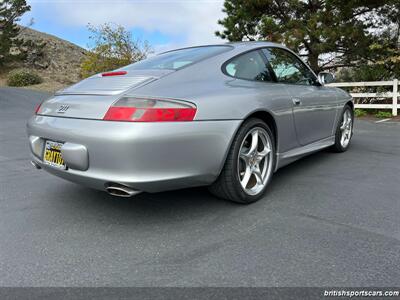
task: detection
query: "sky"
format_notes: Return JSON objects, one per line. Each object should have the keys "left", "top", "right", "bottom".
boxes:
{"left": 19, "top": 0, "right": 227, "bottom": 53}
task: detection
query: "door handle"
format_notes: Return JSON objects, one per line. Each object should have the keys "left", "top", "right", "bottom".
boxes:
{"left": 292, "top": 98, "right": 302, "bottom": 105}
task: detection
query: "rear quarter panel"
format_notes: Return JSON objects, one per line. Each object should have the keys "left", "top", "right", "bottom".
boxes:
{"left": 130, "top": 53, "right": 298, "bottom": 153}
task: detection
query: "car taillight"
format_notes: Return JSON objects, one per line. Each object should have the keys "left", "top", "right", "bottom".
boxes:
{"left": 103, "top": 97, "right": 197, "bottom": 122}
{"left": 101, "top": 71, "right": 127, "bottom": 77}
{"left": 35, "top": 102, "right": 42, "bottom": 114}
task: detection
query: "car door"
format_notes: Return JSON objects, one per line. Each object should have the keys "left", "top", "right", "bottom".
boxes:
{"left": 262, "top": 47, "right": 338, "bottom": 146}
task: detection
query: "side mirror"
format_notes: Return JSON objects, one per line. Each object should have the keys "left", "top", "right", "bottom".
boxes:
{"left": 318, "top": 72, "right": 335, "bottom": 85}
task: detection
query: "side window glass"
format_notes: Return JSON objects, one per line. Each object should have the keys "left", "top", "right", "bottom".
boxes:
{"left": 224, "top": 50, "right": 273, "bottom": 82}
{"left": 263, "top": 48, "right": 316, "bottom": 85}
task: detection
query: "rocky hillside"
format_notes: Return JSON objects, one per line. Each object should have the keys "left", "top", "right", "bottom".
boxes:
{"left": 0, "top": 27, "right": 86, "bottom": 92}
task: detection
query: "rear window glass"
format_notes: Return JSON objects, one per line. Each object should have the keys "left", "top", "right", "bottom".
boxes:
{"left": 124, "top": 46, "right": 232, "bottom": 70}
{"left": 224, "top": 50, "right": 273, "bottom": 82}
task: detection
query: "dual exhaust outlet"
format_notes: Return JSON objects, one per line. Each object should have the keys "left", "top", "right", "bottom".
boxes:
{"left": 105, "top": 183, "right": 142, "bottom": 198}
{"left": 31, "top": 161, "right": 140, "bottom": 198}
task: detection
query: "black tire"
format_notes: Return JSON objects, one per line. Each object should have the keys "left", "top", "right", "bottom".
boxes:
{"left": 208, "top": 118, "right": 276, "bottom": 204}
{"left": 331, "top": 105, "right": 354, "bottom": 153}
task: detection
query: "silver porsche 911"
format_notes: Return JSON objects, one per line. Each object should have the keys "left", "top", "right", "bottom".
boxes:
{"left": 27, "top": 42, "right": 353, "bottom": 203}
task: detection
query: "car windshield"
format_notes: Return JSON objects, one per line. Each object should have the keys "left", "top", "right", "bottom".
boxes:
{"left": 123, "top": 46, "right": 232, "bottom": 70}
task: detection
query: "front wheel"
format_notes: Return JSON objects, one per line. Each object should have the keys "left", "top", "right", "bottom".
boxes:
{"left": 331, "top": 105, "right": 354, "bottom": 152}
{"left": 209, "top": 118, "right": 275, "bottom": 204}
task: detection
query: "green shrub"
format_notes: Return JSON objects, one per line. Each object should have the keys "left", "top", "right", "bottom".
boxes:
{"left": 354, "top": 109, "right": 367, "bottom": 117}
{"left": 7, "top": 69, "right": 43, "bottom": 87}
{"left": 80, "top": 23, "right": 150, "bottom": 78}
{"left": 375, "top": 111, "right": 392, "bottom": 118}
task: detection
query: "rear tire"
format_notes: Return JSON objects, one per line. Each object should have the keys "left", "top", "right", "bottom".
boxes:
{"left": 209, "top": 118, "right": 275, "bottom": 204}
{"left": 331, "top": 105, "right": 354, "bottom": 153}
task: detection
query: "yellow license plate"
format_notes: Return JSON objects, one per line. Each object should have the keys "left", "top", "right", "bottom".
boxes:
{"left": 43, "top": 140, "right": 66, "bottom": 169}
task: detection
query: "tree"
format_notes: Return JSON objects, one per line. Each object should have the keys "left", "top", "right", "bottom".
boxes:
{"left": 81, "top": 23, "right": 151, "bottom": 78}
{"left": 336, "top": 1, "right": 400, "bottom": 81}
{"left": 0, "top": 0, "right": 31, "bottom": 65}
{"left": 216, "top": 0, "right": 400, "bottom": 74}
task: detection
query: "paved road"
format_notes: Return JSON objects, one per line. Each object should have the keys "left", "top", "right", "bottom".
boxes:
{"left": 1, "top": 87, "right": 399, "bottom": 287}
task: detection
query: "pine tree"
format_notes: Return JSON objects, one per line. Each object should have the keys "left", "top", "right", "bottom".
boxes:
{"left": 0, "top": 0, "right": 31, "bottom": 65}
{"left": 216, "top": 0, "right": 399, "bottom": 74}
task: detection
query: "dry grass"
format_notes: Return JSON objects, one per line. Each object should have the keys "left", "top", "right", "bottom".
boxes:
{"left": 0, "top": 26, "right": 85, "bottom": 93}
{"left": 0, "top": 73, "right": 71, "bottom": 93}
{"left": 19, "top": 80, "right": 68, "bottom": 93}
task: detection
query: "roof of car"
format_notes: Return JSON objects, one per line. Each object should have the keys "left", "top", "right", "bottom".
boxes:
{"left": 159, "top": 41, "right": 287, "bottom": 55}
{"left": 225, "top": 41, "right": 283, "bottom": 48}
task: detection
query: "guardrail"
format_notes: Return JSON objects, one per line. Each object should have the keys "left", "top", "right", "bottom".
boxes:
{"left": 327, "top": 79, "right": 399, "bottom": 116}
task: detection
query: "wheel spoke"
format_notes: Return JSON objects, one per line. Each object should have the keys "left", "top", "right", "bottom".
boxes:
{"left": 248, "top": 130, "right": 259, "bottom": 155}
{"left": 239, "top": 150, "right": 250, "bottom": 162}
{"left": 340, "top": 113, "right": 347, "bottom": 130}
{"left": 256, "top": 145, "right": 271, "bottom": 161}
{"left": 240, "top": 166, "right": 252, "bottom": 189}
{"left": 340, "top": 133, "right": 345, "bottom": 145}
{"left": 345, "top": 112, "right": 351, "bottom": 127}
{"left": 252, "top": 166, "right": 263, "bottom": 184}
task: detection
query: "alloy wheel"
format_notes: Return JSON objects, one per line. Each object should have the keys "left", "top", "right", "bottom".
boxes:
{"left": 237, "top": 127, "right": 273, "bottom": 196}
{"left": 340, "top": 109, "right": 353, "bottom": 148}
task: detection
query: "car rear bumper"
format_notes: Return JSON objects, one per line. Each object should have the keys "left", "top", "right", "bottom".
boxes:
{"left": 27, "top": 115, "right": 240, "bottom": 193}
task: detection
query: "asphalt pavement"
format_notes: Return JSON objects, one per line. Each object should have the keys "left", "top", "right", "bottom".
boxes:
{"left": 0, "top": 87, "right": 399, "bottom": 287}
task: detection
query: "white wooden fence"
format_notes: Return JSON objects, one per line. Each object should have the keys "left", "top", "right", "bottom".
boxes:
{"left": 327, "top": 79, "right": 399, "bottom": 116}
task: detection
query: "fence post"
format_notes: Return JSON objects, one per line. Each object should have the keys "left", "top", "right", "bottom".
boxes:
{"left": 393, "top": 79, "right": 398, "bottom": 117}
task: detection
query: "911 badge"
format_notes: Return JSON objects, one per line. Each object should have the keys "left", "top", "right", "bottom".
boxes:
{"left": 57, "top": 105, "right": 69, "bottom": 113}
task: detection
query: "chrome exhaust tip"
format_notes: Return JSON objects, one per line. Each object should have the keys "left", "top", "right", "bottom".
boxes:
{"left": 30, "top": 160, "right": 41, "bottom": 169}
{"left": 105, "top": 183, "right": 141, "bottom": 198}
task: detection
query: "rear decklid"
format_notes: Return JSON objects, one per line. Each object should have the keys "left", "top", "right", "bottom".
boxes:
{"left": 38, "top": 70, "right": 173, "bottom": 119}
